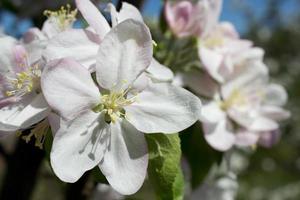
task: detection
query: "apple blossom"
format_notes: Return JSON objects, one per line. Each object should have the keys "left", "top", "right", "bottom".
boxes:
{"left": 0, "top": 36, "right": 50, "bottom": 146}
{"left": 43, "top": 0, "right": 174, "bottom": 81}
{"left": 200, "top": 60, "right": 290, "bottom": 151}
{"left": 41, "top": 20, "right": 202, "bottom": 194}
{"left": 165, "top": 0, "right": 223, "bottom": 38}
{"left": 0, "top": 4, "right": 78, "bottom": 147}
{"left": 198, "top": 22, "right": 264, "bottom": 83}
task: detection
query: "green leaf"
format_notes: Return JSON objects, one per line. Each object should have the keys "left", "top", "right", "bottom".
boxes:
{"left": 146, "top": 133, "right": 184, "bottom": 200}
{"left": 180, "top": 122, "right": 223, "bottom": 189}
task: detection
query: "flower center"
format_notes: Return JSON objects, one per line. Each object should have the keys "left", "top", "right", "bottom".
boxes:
{"left": 204, "top": 34, "right": 224, "bottom": 48}
{"left": 220, "top": 89, "right": 247, "bottom": 111}
{"left": 44, "top": 4, "right": 77, "bottom": 31}
{"left": 93, "top": 89, "right": 137, "bottom": 123}
{"left": 5, "top": 64, "right": 41, "bottom": 98}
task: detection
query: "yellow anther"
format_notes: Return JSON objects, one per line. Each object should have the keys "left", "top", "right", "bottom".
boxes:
{"left": 5, "top": 65, "right": 41, "bottom": 97}
{"left": 44, "top": 4, "right": 77, "bottom": 31}
{"left": 93, "top": 87, "right": 138, "bottom": 123}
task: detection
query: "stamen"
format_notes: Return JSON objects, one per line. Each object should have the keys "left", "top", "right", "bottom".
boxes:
{"left": 19, "top": 120, "right": 50, "bottom": 149}
{"left": 92, "top": 86, "right": 138, "bottom": 123}
{"left": 44, "top": 4, "right": 77, "bottom": 31}
{"left": 5, "top": 64, "right": 41, "bottom": 98}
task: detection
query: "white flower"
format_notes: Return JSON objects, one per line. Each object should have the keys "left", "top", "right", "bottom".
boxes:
{"left": 200, "top": 59, "right": 290, "bottom": 151}
{"left": 43, "top": 0, "right": 174, "bottom": 81}
{"left": 41, "top": 20, "right": 202, "bottom": 195}
{"left": 0, "top": 36, "right": 50, "bottom": 138}
{"left": 198, "top": 22, "right": 263, "bottom": 83}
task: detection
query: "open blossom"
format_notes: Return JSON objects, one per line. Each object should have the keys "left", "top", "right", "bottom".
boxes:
{"left": 43, "top": 0, "right": 173, "bottom": 81}
{"left": 200, "top": 60, "right": 290, "bottom": 151}
{"left": 0, "top": 36, "right": 50, "bottom": 139}
{"left": 198, "top": 22, "right": 265, "bottom": 83}
{"left": 165, "top": 0, "right": 223, "bottom": 38}
{"left": 0, "top": 5, "right": 76, "bottom": 146}
{"left": 41, "top": 20, "right": 202, "bottom": 194}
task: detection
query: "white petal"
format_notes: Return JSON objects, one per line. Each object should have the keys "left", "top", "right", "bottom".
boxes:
{"left": 227, "top": 107, "right": 278, "bottom": 132}
{"left": 263, "top": 84, "right": 288, "bottom": 106}
{"left": 199, "top": 46, "right": 224, "bottom": 83}
{"left": 146, "top": 59, "right": 174, "bottom": 82}
{"left": 99, "top": 119, "right": 148, "bottom": 195}
{"left": 221, "top": 60, "right": 268, "bottom": 100}
{"left": 75, "top": 0, "right": 110, "bottom": 39}
{"left": 260, "top": 105, "right": 290, "bottom": 121}
{"left": 41, "top": 58, "right": 100, "bottom": 120}
{"left": 43, "top": 29, "right": 100, "bottom": 71}
{"left": 14, "top": 94, "right": 50, "bottom": 129}
{"left": 41, "top": 17, "right": 63, "bottom": 38}
{"left": 0, "top": 94, "right": 50, "bottom": 130}
{"left": 117, "top": 2, "right": 144, "bottom": 24}
{"left": 51, "top": 111, "right": 109, "bottom": 183}
{"left": 200, "top": 102, "right": 226, "bottom": 124}
{"left": 0, "top": 36, "right": 18, "bottom": 74}
{"left": 96, "top": 19, "right": 153, "bottom": 90}
{"left": 203, "top": 119, "right": 235, "bottom": 151}
{"left": 125, "top": 82, "right": 202, "bottom": 133}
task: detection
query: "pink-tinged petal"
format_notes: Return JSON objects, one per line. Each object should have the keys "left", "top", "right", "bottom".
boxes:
{"left": 41, "top": 58, "right": 100, "bottom": 120}
{"left": 235, "top": 130, "right": 259, "bottom": 147}
{"left": 12, "top": 45, "right": 30, "bottom": 72}
{"left": 203, "top": 119, "right": 235, "bottom": 152}
{"left": 0, "top": 97, "right": 17, "bottom": 108}
{"left": 165, "top": 1, "right": 193, "bottom": 37}
{"left": 260, "top": 105, "right": 290, "bottom": 121}
{"left": 51, "top": 111, "right": 109, "bottom": 183}
{"left": 258, "top": 130, "right": 281, "bottom": 148}
{"left": 22, "top": 28, "right": 46, "bottom": 43}
{"left": 96, "top": 20, "right": 153, "bottom": 90}
{"left": 99, "top": 119, "right": 148, "bottom": 195}
{"left": 199, "top": 46, "right": 224, "bottom": 83}
{"left": 75, "top": 0, "right": 110, "bottom": 39}
{"left": 146, "top": 59, "right": 174, "bottom": 82}
{"left": 263, "top": 84, "right": 288, "bottom": 106}
{"left": 43, "top": 29, "right": 100, "bottom": 71}
{"left": 125, "top": 82, "right": 202, "bottom": 134}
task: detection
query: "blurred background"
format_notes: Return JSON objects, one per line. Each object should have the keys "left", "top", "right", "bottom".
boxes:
{"left": 0, "top": 0, "right": 299, "bottom": 199}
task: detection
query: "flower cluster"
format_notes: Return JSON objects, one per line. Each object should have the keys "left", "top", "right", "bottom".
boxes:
{"left": 0, "top": 0, "right": 290, "bottom": 197}
{"left": 166, "top": 0, "right": 290, "bottom": 152}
